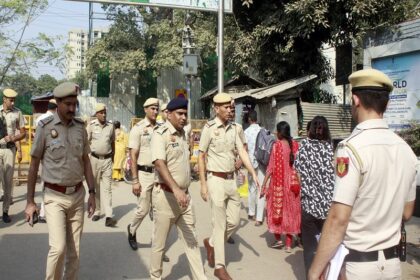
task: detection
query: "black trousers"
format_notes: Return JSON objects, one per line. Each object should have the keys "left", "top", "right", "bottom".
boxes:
{"left": 301, "top": 211, "right": 326, "bottom": 278}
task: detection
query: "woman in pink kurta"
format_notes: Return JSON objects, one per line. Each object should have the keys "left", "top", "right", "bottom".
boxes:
{"left": 261, "top": 121, "right": 301, "bottom": 252}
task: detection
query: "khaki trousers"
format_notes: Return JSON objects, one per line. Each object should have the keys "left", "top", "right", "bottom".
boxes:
{"left": 129, "top": 170, "right": 155, "bottom": 234}
{"left": 345, "top": 251, "right": 401, "bottom": 280}
{"left": 90, "top": 157, "right": 113, "bottom": 217}
{"left": 208, "top": 173, "right": 241, "bottom": 268}
{"left": 150, "top": 187, "right": 206, "bottom": 280}
{"left": 0, "top": 147, "right": 16, "bottom": 213}
{"left": 44, "top": 186, "right": 85, "bottom": 280}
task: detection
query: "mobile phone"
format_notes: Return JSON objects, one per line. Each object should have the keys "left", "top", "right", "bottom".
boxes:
{"left": 29, "top": 212, "right": 39, "bottom": 227}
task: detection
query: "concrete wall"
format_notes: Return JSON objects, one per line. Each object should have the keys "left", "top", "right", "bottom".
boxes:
{"left": 157, "top": 67, "right": 204, "bottom": 119}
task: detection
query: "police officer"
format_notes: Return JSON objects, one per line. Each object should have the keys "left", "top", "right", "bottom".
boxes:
{"left": 0, "top": 88, "right": 26, "bottom": 223}
{"left": 87, "top": 103, "right": 116, "bottom": 227}
{"left": 198, "top": 92, "right": 259, "bottom": 280}
{"left": 127, "top": 99, "right": 161, "bottom": 246}
{"left": 308, "top": 69, "right": 417, "bottom": 280}
{"left": 25, "top": 82, "right": 96, "bottom": 280}
{"left": 150, "top": 97, "right": 207, "bottom": 280}
{"left": 159, "top": 103, "right": 168, "bottom": 123}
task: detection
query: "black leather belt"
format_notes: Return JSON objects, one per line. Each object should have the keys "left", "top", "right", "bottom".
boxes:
{"left": 91, "top": 152, "right": 113, "bottom": 160}
{"left": 138, "top": 165, "right": 154, "bottom": 173}
{"left": 345, "top": 245, "right": 399, "bottom": 262}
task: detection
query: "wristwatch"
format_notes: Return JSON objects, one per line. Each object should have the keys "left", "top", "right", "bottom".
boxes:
{"left": 88, "top": 189, "right": 96, "bottom": 194}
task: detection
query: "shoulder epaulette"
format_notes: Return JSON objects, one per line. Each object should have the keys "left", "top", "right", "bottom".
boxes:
{"left": 38, "top": 115, "right": 54, "bottom": 127}
{"left": 135, "top": 119, "right": 145, "bottom": 127}
{"left": 156, "top": 125, "right": 169, "bottom": 135}
{"left": 73, "top": 117, "right": 85, "bottom": 124}
{"left": 205, "top": 120, "right": 216, "bottom": 127}
{"left": 90, "top": 119, "right": 97, "bottom": 125}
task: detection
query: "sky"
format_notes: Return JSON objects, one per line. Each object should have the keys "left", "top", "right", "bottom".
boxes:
{"left": 9, "top": 0, "right": 110, "bottom": 79}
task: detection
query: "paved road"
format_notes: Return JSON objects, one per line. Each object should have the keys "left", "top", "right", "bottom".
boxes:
{"left": 1, "top": 180, "right": 419, "bottom": 279}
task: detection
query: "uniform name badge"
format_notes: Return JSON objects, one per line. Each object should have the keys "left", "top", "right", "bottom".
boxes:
{"left": 336, "top": 157, "right": 349, "bottom": 177}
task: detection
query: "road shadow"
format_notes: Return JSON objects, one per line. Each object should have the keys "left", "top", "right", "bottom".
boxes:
{"left": 0, "top": 232, "right": 149, "bottom": 280}
{"left": 285, "top": 250, "right": 305, "bottom": 280}
{"left": 113, "top": 203, "right": 137, "bottom": 221}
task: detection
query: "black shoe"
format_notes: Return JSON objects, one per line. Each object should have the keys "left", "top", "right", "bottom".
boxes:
{"left": 227, "top": 237, "right": 235, "bottom": 244}
{"left": 39, "top": 217, "right": 47, "bottom": 223}
{"left": 105, "top": 217, "right": 117, "bottom": 227}
{"left": 92, "top": 215, "right": 100, "bottom": 221}
{"left": 127, "top": 224, "right": 138, "bottom": 250}
{"left": 2, "top": 212, "right": 11, "bottom": 223}
{"left": 248, "top": 215, "right": 255, "bottom": 221}
{"left": 163, "top": 254, "right": 170, "bottom": 262}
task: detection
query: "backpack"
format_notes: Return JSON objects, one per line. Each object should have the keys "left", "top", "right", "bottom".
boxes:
{"left": 254, "top": 128, "right": 276, "bottom": 167}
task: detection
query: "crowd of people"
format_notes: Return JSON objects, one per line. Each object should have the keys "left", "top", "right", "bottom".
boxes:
{"left": 0, "top": 68, "right": 414, "bottom": 280}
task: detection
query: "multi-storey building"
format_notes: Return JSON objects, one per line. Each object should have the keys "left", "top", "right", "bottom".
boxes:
{"left": 65, "top": 27, "right": 108, "bottom": 80}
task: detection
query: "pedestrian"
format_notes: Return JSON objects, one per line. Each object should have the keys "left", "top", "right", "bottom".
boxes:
{"left": 244, "top": 110, "right": 266, "bottom": 226}
{"left": 308, "top": 69, "right": 417, "bottom": 280}
{"left": 24, "top": 82, "right": 96, "bottom": 280}
{"left": 112, "top": 121, "right": 128, "bottom": 181}
{"left": 294, "top": 116, "right": 335, "bottom": 275}
{"left": 34, "top": 99, "right": 59, "bottom": 223}
{"left": 87, "top": 103, "right": 117, "bottom": 227}
{"left": 260, "top": 121, "right": 301, "bottom": 253}
{"left": 150, "top": 97, "right": 207, "bottom": 280}
{"left": 199, "top": 92, "right": 259, "bottom": 280}
{"left": 1, "top": 88, "right": 26, "bottom": 223}
{"left": 126, "top": 98, "right": 169, "bottom": 261}
{"left": 158, "top": 103, "right": 168, "bottom": 124}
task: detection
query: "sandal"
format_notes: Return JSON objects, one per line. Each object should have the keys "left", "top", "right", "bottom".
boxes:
{"left": 255, "top": 221, "right": 263, "bottom": 226}
{"left": 285, "top": 246, "right": 292, "bottom": 253}
{"left": 270, "top": 240, "right": 284, "bottom": 249}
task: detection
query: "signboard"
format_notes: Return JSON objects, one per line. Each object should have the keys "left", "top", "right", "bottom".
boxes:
{"left": 67, "top": 0, "right": 233, "bottom": 13}
{"left": 372, "top": 51, "right": 420, "bottom": 130}
{"left": 175, "top": 88, "right": 187, "bottom": 98}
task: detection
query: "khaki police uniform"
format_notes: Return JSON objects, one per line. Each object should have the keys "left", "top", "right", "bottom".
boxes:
{"left": 87, "top": 118, "right": 115, "bottom": 218}
{"left": 31, "top": 111, "right": 90, "bottom": 280}
{"left": 128, "top": 117, "right": 159, "bottom": 234}
{"left": 0, "top": 101, "right": 25, "bottom": 213}
{"left": 333, "top": 119, "right": 417, "bottom": 279}
{"left": 199, "top": 116, "right": 244, "bottom": 268}
{"left": 331, "top": 69, "right": 417, "bottom": 279}
{"left": 150, "top": 121, "right": 206, "bottom": 280}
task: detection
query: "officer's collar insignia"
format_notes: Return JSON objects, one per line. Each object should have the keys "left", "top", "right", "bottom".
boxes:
{"left": 51, "top": 129, "right": 58, "bottom": 138}
{"left": 170, "top": 135, "right": 176, "bottom": 142}
{"left": 336, "top": 157, "right": 349, "bottom": 177}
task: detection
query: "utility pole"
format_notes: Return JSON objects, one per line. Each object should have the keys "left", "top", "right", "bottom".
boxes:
{"left": 182, "top": 15, "right": 198, "bottom": 119}
{"left": 218, "top": 0, "right": 224, "bottom": 93}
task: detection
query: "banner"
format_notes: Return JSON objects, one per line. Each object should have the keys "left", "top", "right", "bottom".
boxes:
{"left": 67, "top": 0, "right": 233, "bottom": 13}
{"left": 372, "top": 51, "right": 420, "bottom": 130}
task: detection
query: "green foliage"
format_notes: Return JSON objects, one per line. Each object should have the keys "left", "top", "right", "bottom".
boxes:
{"left": 398, "top": 123, "right": 420, "bottom": 156}
{"left": 36, "top": 74, "right": 58, "bottom": 94}
{"left": 0, "top": 0, "right": 63, "bottom": 86}
{"left": 71, "top": 70, "right": 89, "bottom": 90}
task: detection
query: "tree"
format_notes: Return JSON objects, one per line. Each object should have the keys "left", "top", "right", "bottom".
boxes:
{"left": 36, "top": 74, "right": 58, "bottom": 94}
{"left": 232, "top": 0, "right": 418, "bottom": 89}
{"left": 71, "top": 70, "right": 89, "bottom": 90}
{"left": 0, "top": 0, "right": 62, "bottom": 87}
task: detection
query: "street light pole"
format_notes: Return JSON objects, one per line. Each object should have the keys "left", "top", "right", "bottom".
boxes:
{"left": 218, "top": 0, "right": 224, "bottom": 93}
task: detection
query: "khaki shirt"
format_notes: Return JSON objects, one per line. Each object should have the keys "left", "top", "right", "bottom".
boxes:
{"left": 333, "top": 119, "right": 417, "bottom": 252}
{"left": 151, "top": 121, "right": 190, "bottom": 190}
{"left": 236, "top": 123, "right": 246, "bottom": 144}
{"left": 128, "top": 118, "right": 159, "bottom": 167}
{"left": 0, "top": 105, "right": 25, "bottom": 143}
{"left": 86, "top": 119, "right": 115, "bottom": 155}
{"left": 199, "top": 117, "right": 244, "bottom": 172}
{"left": 31, "top": 112, "right": 90, "bottom": 186}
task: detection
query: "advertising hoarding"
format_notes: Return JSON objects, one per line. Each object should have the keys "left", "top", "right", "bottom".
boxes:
{"left": 67, "top": 0, "right": 233, "bottom": 13}
{"left": 372, "top": 51, "right": 420, "bottom": 130}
